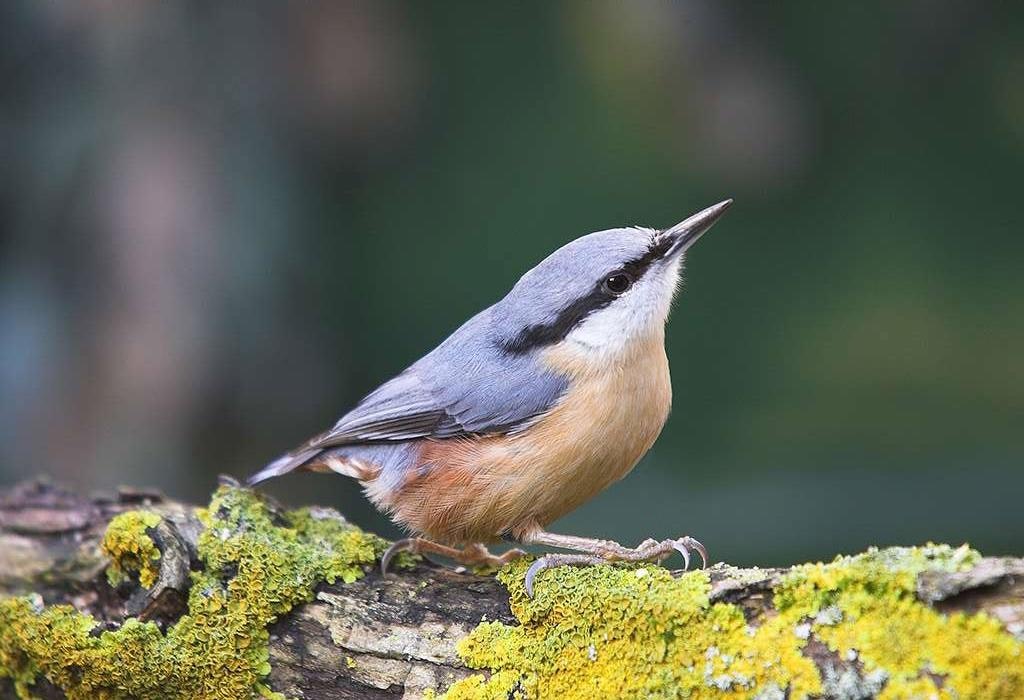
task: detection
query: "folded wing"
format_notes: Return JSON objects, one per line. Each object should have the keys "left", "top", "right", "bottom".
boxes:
{"left": 248, "top": 309, "right": 568, "bottom": 484}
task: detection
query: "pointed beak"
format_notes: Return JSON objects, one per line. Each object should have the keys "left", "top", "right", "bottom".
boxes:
{"left": 660, "top": 199, "right": 733, "bottom": 258}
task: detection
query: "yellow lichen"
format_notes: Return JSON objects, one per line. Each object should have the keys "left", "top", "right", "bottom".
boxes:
{"left": 441, "top": 544, "right": 1023, "bottom": 699}
{"left": 0, "top": 486, "right": 387, "bottom": 700}
{"left": 102, "top": 510, "right": 164, "bottom": 589}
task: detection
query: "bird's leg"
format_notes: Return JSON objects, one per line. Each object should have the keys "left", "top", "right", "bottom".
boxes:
{"left": 459, "top": 542, "right": 529, "bottom": 568}
{"left": 520, "top": 530, "right": 708, "bottom": 597}
{"left": 381, "top": 538, "right": 526, "bottom": 574}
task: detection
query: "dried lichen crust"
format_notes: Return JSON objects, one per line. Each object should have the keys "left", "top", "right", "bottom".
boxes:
{"left": 441, "top": 545, "right": 1024, "bottom": 699}
{"left": 0, "top": 487, "right": 387, "bottom": 700}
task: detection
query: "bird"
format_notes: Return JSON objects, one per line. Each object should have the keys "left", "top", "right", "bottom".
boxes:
{"left": 249, "top": 199, "right": 732, "bottom": 596}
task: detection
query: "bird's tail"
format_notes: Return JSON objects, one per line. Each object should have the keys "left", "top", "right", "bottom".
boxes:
{"left": 247, "top": 446, "right": 378, "bottom": 486}
{"left": 246, "top": 447, "right": 323, "bottom": 486}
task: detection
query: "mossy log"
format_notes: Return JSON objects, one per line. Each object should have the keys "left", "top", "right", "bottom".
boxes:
{"left": 0, "top": 479, "right": 1022, "bottom": 700}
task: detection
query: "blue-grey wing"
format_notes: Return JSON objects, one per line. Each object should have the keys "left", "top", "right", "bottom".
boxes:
{"left": 316, "top": 309, "right": 567, "bottom": 445}
{"left": 248, "top": 308, "right": 568, "bottom": 484}
{"left": 316, "top": 369, "right": 455, "bottom": 442}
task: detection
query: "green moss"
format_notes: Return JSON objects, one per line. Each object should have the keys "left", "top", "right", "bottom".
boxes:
{"left": 102, "top": 510, "right": 163, "bottom": 588}
{"left": 441, "top": 544, "right": 1023, "bottom": 699}
{"left": 0, "top": 486, "right": 388, "bottom": 700}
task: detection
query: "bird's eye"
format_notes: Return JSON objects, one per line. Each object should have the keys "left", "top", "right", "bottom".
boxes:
{"left": 603, "top": 273, "right": 633, "bottom": 295}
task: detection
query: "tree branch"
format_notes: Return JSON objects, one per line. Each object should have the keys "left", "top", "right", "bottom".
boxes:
{"left": 0, "top": 480, "right": 1021, "bottom": 699}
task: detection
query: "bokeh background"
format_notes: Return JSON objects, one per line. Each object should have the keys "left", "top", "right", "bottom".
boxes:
{"left": 2, "top": 2, "right": 1022, "bottom": 566}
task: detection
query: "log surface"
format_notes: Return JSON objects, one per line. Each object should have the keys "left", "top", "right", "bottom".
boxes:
{"left": 0, "top": 480, "right": 1022, "bottom": 699}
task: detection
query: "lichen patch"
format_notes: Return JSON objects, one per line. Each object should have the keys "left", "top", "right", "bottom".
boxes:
{"left": 0, "top": 486, "right": 387, "bottom": 699}
{"left": 440, "top": 544, "right": 1023, "bottom": 699}
{"left": 101, "top": 510, "right": 164, "bottom": 589}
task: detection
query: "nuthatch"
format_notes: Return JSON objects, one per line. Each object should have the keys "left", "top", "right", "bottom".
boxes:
{"left": 250, "top": 199, "right": 732, "bottom": 595}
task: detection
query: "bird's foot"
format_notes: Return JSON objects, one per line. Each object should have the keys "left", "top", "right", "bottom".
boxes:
{"left": 523, "top": 535, "right": 708, "bottom": 597}
{"left": 600, "top": 535, "right": 709, "bottom": 569}
{"left": 460, "top": 543, "right": 529, "bottom": 572}
{"left": 381, "top": 537, "right": 526, "bottom": 575}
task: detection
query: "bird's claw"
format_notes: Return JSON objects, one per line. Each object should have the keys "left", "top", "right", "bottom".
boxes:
{"left": 381, "top": 537, "right": 417, "bottom": 575}
{"left": 628, "top": 535, "right": 708, "bottom": 571}
{"left": 665, "top": 535, "right": 708, "bottom": 571}
{"left": 681, "top": 535, "right": 709, "bottom": 571}
{"left": 525, "top": 535, "right": 710, "bottom": 597}
{"left": 673, "top": 540, "right": 691, "bottom": 570}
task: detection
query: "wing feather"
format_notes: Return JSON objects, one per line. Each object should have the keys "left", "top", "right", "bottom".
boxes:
{"left": 249, "top": 308, "right": 568, "bottom": 485}
{"left": 310, "top": 370, "right": 454, "bottom": 446}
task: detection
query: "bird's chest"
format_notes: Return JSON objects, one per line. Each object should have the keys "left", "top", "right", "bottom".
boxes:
{"left": 530, "top": 338, "right": 673, "bottom": 492}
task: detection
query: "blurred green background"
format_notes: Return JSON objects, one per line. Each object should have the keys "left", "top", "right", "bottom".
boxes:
{"left": 2, "top": 2, "right": 1021, "bottom": 566}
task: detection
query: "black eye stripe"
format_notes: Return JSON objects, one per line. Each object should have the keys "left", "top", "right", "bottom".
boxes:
{"left": 500, "top": 287, "right": 613, "bottom": 353}
{"left": 500, "top": 235, "right": 670, "bottom": 355}
{"left": 620, "top": 235, "right": 672, "bottom": 278}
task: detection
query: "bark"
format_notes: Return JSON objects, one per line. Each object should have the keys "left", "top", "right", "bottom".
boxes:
{"left": 0, "top": 480, "right": 1022, "bottom": 699}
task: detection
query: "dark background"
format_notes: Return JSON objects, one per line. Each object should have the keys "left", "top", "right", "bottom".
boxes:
{"left": 2, "top": 2, "right": 1021, "bottom": 566}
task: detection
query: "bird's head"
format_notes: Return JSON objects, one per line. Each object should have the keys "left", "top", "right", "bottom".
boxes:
{"left": 494, "top": 200, "right": 731, "bottom": 360}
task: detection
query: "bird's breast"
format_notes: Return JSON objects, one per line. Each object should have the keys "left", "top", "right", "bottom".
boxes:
{"left": 520, "top": 333, "right": 673, "bottom": 520}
